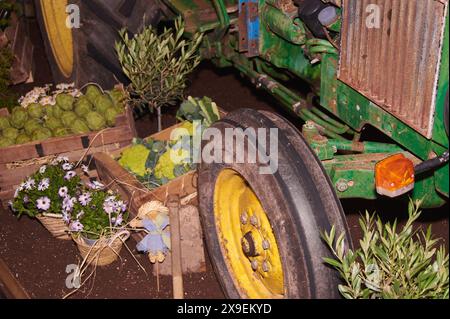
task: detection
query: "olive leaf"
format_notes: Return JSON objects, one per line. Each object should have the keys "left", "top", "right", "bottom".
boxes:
{"left": 322, "top": 200, "right": 449, "bottom": 299}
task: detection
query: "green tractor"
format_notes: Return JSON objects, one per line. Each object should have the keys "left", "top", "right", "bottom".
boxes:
{"left": 36, "top": 0, "right": 448, "bottom": 298}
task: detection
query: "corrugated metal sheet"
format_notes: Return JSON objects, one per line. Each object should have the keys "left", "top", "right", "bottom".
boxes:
{"left": 338, "top": 0, "right": 448, "bottom": 138}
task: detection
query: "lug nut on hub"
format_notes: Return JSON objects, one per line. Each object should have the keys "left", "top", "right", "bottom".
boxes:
{"left": 262, "top": 239, "right": 270, "bottom": 250}
{"left": 249, "top": 215, "right": 258, "bottom": 226}
{"left": 240, "top": 212, "right": 248, "bottom": 225}
{"left": 251, "top": 260, "right": 258, "bottom": 271}
{"left": 262, "top": 261, "right": 270, "bottom": 272}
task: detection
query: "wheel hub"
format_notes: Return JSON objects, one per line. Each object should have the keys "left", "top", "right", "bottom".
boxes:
{"left": 214, "top": 169, "right": 284, "bottom": 298}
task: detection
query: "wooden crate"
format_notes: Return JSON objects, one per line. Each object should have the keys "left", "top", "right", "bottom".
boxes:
{"left": 93, "top": 123, "right": 205, "bottom": 274}
{"left": 0, "top": 106, "right": 137, "bottom": 206}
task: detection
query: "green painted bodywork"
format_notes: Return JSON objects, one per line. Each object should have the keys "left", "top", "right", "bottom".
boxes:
{"left": 163, "top": 0, "right": 449, "bottom": 207}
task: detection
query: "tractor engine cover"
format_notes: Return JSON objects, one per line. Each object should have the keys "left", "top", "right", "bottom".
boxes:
{"left": 338, "top": 0, "right": 448, "bottom": 138}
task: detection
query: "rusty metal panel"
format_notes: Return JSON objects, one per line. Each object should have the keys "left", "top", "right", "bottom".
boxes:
{"left": 338, "top": 0, "right": 448, "bottom": 138}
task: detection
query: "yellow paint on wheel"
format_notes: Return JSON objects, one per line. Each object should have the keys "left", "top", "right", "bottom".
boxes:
{"left": 40, "top": 0, "right": 73, "bottom": 77}
{"left": 214, "top": 169, "right": 284, "bottom": 298}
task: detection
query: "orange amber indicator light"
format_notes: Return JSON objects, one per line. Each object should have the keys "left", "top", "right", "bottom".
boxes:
{"left": 375, "top": 154, "right": 415, "bottom": 198}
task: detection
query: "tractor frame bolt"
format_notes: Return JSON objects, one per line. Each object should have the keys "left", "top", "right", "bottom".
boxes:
{"left": 262, "top": 239, "right": 270, "bottom": 250}
{"left": 251, "top": 260, "right": 258, "bottom": 271}
{"left": 240, "top": 212, "right": 248, "bottom": 225}
{"left": 336, "top": 179, "right": 349, "bottom": 192}
{"left": 262, "top": 261, "right": 270, "bottom": 272}
{"left": 250, "top": 215, "right": 258, "bottom": 226}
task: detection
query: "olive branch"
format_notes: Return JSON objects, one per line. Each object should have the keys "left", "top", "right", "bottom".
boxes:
{"left": 322, "top": 200, "right": 449, "bottom": 299}
{"left": 115, "top": 17, "right": 203, "bottom": 131}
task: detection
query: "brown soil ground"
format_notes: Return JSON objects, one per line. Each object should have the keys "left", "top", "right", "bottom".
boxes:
{"left": 0, "top": 18, "right": 447, "bottom": 299}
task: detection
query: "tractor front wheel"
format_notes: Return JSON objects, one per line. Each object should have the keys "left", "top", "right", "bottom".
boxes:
{"left": 198, "top": 108, "right": 352, "bottom": 298}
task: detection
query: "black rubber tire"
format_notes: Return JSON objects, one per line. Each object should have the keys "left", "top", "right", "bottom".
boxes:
{"left": 198, "top": 108, "right": 353, "bottom": 299}
{"left": 34, "top": 0, "right": 162, "bottom": 88}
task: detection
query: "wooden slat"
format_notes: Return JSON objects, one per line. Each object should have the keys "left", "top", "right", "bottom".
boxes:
{"left": 0, "top": 258, "right": 30, "bottom": 299}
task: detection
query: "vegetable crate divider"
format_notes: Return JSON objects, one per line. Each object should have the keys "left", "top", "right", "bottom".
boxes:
{"left": 0, "top": 106, "right": 137, "bottom": 207}
{"left": 93, "top": 122, "right": 207, "bottom": 275}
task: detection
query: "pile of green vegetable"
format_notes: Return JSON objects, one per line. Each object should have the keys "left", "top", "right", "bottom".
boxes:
{"left": 0, "top": 84, "right": 126, "bottom": 148}
{"left": 118, "top": 96, "right": 220, "bottom": 189}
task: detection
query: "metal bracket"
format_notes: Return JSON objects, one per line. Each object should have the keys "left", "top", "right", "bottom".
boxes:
{"left": 238, "top": 0, "right": 259, "bottom": 57}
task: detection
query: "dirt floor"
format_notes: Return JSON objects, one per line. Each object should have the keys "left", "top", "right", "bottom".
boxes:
{"left": 0, "top": 18, "right": 448, "bottom": 299}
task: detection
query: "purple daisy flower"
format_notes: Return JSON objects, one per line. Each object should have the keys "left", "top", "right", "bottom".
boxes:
{"left": 58, "top": 186, "right": 68, "bottom": 198}
{"left": 64, "top": 171, "right": 76, "bottom": 180}
{"left": 78, "top": 192, "right": 92, "bottom": 206}
{"left": 38, "top": 178, "right": 50, "bottom": 191}
{"left": 57, "top": 156, "right": 69, "bottom": 163}
{"left": 24, "top": 178, "right": 35, "bottom": 190}
{"left": 87, "top": 180, "right": 104, "bottom": 190}
{"left": 62, "top": 212, "right": 70, "bottom": 224}
{"left": 113, "top": 214, "right": 123, "bottom": 227}
{"left": 36, "top": 197, "right": 51, "bottom": 211}
{"left": 69, "top": 220, "right": 83, "bottom": 232}
{"left": 39, "top": 165, "right": 46, "bottom": 174}
{"left": 23, "top": 195, "right": 29, "bottom": 203}
{"left": 62, "top": 196, "right": 76, "bottom": 212}
{"left": 103, "top": 201, "right": 114, "bottom": 214}
{"left": 62, "top": 163, "right": 73, "bottom": 171}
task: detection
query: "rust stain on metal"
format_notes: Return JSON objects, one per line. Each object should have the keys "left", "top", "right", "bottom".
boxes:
{"left": 338, "top": 0, "right": 448, "bottom": 138}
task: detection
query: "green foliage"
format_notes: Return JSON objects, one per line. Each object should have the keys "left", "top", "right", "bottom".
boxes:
{"left": 115, "top": 17, "right": 203, "bottom": 114}
{"left": 322, "top": 200, "right": 449, "bottom": 299}
{"left": 177, "top": 96, "right": 220, "bottom": 127}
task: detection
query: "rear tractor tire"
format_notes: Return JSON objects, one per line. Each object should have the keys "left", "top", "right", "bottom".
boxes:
{"left": 35, "top": 0, "right": 162, "bottom": 88}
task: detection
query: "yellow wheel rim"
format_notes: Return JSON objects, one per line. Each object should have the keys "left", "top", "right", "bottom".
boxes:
{"left": 214, "top": 169, "right": 284, "bottom": 298}
{"left": 40, "top": 0, "right": 74, "bottom": 77}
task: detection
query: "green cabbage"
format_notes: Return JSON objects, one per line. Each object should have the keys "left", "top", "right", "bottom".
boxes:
{"left": 52, "top": 105, "right": 64, "bottom": 118}
{"left": 104, "top": 107, "right": 121, "bottom": 127}
{"left": 53, "top": 127, "right": 70, "bottom": 137}
{"left": 27, "top": 103, "right": 44, "bottom": 119}
{"left": 10, "top": 108, "right": 29, "bottom": 129}
{"left": 85, "top": 85, "right": 102, "bottom": 104}
{"left": 44, "top": 117, "right": 63, "bottom": 130}
{"left": 70, "top": 118, "right": 90, "bottom": 134}
{"left": 61, "top": 111, "right": 78, "bottom": 127}
{"left": 3, "top": 127, "right": 19, "bottom": 140}
{"left": 15, "top": 134, "right": 31, "bottom": 144}
{"left": 32, "top": 127, "right": 52, "bottom": 141}
{"left": 94, "top": 94, "right": 114, "bottom": 114}
{"left": 85, "top": 111, "right": 106, "bottom": 131}
{"left": 24, "top": 118, "right": 42, "bottom": 135}
{"left": 44, "top": 104, "right": 54, "bottom": 117}
{"left": 0, "top": 137, "right": 13, "bottom": 147}
{"left": 0, "top": 116, "right": 11, "bottom": 131}
{"left": 56, "top": 93, "right": 75, "bottom": 111}
{"left": 74, "top": 96, "right": 93, "bottom": 117}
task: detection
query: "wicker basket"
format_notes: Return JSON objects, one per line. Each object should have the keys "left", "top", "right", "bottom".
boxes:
{"left": 36, "top": 215, "right": 70, "bottom": 240}
{"left": 73, "top": 231, "right": 130, "bottom": 266}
